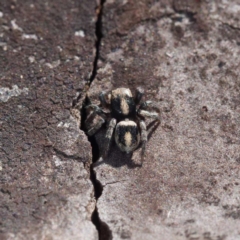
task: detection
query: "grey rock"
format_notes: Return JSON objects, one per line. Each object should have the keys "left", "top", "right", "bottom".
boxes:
{"left": 91, "top": 0, "right": 240, "bottom": 239}
{"left": 0, "top": 0, "right": 97, "bottom": 239}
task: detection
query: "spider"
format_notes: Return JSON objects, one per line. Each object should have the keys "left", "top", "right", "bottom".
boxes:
{"left": 84, "top": 87, "right": 160, "bottom": 162}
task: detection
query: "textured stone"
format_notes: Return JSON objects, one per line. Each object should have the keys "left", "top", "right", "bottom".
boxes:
{"left": 90, "top": 0, "right": 240, "bottom": 239}
{"left": 0, "top": 0, "right": 97, "bottom": 239}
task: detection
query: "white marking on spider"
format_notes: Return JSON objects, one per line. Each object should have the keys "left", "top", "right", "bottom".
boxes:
{"left": 124, "top": 132, "right": 132, "bottom": 147}
{"left": 120, "top": 98, "right": 129, "bottom": 115}
{"left": 112, "top": 88, "right": 132, "bottom": 97}
{"left": 118, "top": 120, "right": 136, "bottom": 126}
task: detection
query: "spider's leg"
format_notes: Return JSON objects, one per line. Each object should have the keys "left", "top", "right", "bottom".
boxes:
{"left": 85, "top": 110, "right": 105, "bottom": 136}
{"left": 99, "top": 91, "right": 111, "bottom": 107}
{"left": 138, "top": 109, "right": 160, "bottom": 121}
{"left": 84, "top": 103, "right": 107, "bottom": 136}
{"left": 135, "top": 87, "right": 145, "bottom": 105}
{"left": 85, "top": 104, "right": 105, "bottom": 114}
{"left": 139, "top": 100, "right": 160, "bottom": 112}
{"left": 137, "top": 100, "right": 160, "bottom": 121}
{"left": 104, "top": 118, "right": 117, "bottom": 158}
{"left": 139, "top": 120, "right": 147, "bottom": 165}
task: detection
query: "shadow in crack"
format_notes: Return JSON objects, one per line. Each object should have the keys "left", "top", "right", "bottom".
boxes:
{"left": 93, "top": 147, "right": 142, "bottom": 169}
{"left": 92, "top": 119, "right": 160, "bottom": 169}
{"left": 90, "top": 159, "right": 113, "bottom": 240}
{"left": 147, "top": 120, "right": 161, "bottom": 141}
{"left": 92, "top": 128, "right": 143, "bottom": 168}
{"left": 77, "top": 0, "right": 113, "bottom": 238}
{"left": 81, "top": 98, "right": 113, "bottom": 239}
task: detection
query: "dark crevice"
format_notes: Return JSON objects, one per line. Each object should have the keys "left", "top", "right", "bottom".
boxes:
{"left": 79, "top": 0, "right": 112, "bottom": 239}
{"left": 53, "top": 147, "right": 83, "bottom": 161}
{"left": 72, "top": 0, "right": 105, "bottom": 108}
{"left": 172, "top": 4, "right": 197, "bottom": 23}
{"left": 222, "top": 22, "right": 240, "bottom": 32}
{"left": 90, "top": 163, "right": 113, "bottom": 240}
{"left": 81, "top": 97, "right": 113, "bottom": 240}
{"left": 173, "top": 10, "right": 196, "bottom": 22}
{"left": 89, "top": 0, "right": 106, "bottom": 86}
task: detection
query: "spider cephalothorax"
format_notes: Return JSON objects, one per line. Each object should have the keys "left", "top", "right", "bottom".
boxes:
{"left": 110, "top": 88, "right": 136, "bottom": 119}
{"left": 84, "top": 87, "right": 160, "bottom": 161}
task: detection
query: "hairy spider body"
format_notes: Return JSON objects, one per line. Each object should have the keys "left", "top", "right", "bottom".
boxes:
{"left": 84, "top": 87, "right": 160, "bottom": 162}
{"left": 111, "top": 88, "right": 136, "bottom": 119}
{"left": 115, "top": 120, "right": 140, "bottom": 154}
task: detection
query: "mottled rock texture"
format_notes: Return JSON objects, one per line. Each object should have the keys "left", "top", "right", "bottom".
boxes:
{"left": 1, "top": 0, "right": 240, "bottom": 239}
{"left": 89, "top": 0, "right": 240, "bottom": 239}
{"left": 0, "top": 0, "right": 97, "bottom": 239}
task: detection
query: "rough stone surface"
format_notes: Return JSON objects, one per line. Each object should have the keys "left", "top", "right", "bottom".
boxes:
{"left": 0, "top": 0, "right": 97, "bottom": 239}
{"left": 90, "top": 0, "right": 240, "bottom": 239}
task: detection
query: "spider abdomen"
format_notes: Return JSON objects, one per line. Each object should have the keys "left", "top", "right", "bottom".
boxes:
{"left": 114, "top": 120, "right": 140, "bottom": 154}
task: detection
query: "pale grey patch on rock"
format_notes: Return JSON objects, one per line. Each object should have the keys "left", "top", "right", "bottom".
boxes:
{"left": 45, "top": 60, "right": 61, "bottom": 68}
{"left": 21, "top": 34, "right": 38, "bottom": 40}
{"left": 75, "top": 30, "right": 85, "bottom": 37}
{"left": 53, "top": 155, "right": 62, "bottom": 167}
{"left": 11, "top": 19, "right": 23, "bottom": 31}
{"left": 0, "top": 85, "right": 29, "bottom": 102}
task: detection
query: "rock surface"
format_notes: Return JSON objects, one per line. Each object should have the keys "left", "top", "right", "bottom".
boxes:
{"left": 1, "top": 0, "right": 240, "bottom": 239}
{"left": 0, "top": 0, "right": 97, "bottom": 239}
{"left": 90, "top": 0, "right": 240, "bottom": 239}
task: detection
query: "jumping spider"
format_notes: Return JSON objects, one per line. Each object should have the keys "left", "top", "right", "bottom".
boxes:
{"left": 84, "top": 87, "right": 160, "bottom": 162}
